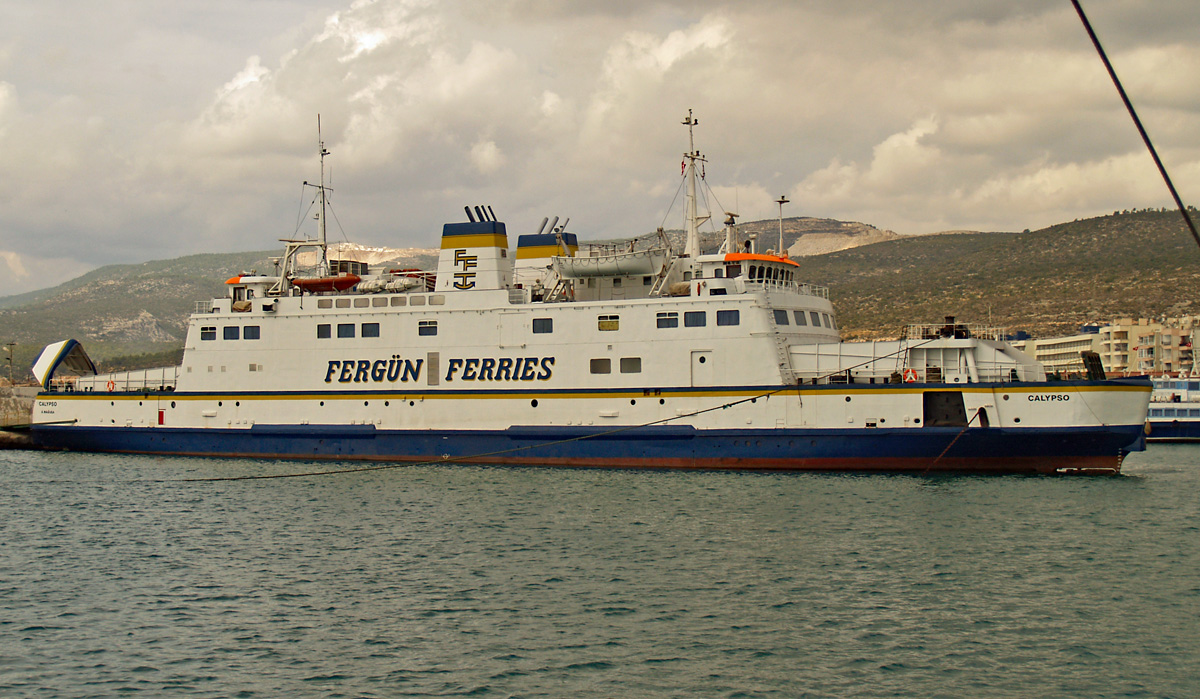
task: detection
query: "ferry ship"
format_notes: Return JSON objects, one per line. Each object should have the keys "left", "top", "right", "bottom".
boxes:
{"left": 28, "top": 114, "right": 1151, "bottom": 473}
{"left": 1145, "top": 376, "right": 1200, "bottom": 441}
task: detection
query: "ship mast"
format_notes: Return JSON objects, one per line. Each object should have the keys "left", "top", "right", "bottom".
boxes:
{"left": 682, "top": 110, "right": 708, "bottom": 260}
{"left": 316, "top": 115, "right": 331, "bottom": 277}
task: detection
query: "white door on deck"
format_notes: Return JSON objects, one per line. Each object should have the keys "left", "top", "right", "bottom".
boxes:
{"left": 691, "top": 350, "right": 713, "bottom": 387}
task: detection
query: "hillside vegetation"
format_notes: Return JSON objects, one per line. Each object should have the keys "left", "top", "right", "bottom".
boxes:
{"left": 804, "top": 209, "right": 1200, "bottom": 339}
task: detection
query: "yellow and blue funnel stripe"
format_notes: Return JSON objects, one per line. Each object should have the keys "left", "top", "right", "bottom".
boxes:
{"left": 516, "top": 232, "right": 578, "bottom": 259}
{"left": 440, "top": 221, "right": 509, "bottom": 249}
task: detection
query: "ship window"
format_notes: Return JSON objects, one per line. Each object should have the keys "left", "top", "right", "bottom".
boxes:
{"left": 717, "top": 310, "right": 740, "bottom": 326}
{"left": 223, "top": 326, "right": 239, "bottom": 340}
{"left": 430, "top": 295, "right": 446, "bottom": 305}
{"left": 726, "top": 264, "right": 741, "bottom": 278}
{"left": 714, "top": 269, "right": 723, "bottom": 278}
{"left": 318, "top": 299, "right": 333, "bottom": 309}
{"left": 598, "top": 315, "right": 619, "bottom": 331}
{"left": 590, "top": 358, "right": 611, "bottom": 374}
{"left": 336, "top": 298, "right": 351, "bottom": 308}
{"left": 533, "top": 318, "right": 553, "bottom": 334}
{"left": 354, "top": 298, "right": 370, "bottom": 308}
{"left": 748, "top": 265, "right": 756, "bottom": 279}
{"left": 372, "top": 298, "right": 387, "bottom": 307}
{"left": 337, "top": 323, "right": 355, "bottom": 339}
{"left": 810, "top": 311, "right": 821, "bottom": 326}
{"left": 201, "top": 326, "right": 216, "bottom": 341}
{"left": 684, "top": 311, "right": 706, "bottom": 327}
{"left": 793, "top": 311, "right": 808, "bottom": 326}
{"left": 243, "top": 326, "right": 260, "bottom": 340}
{"left": 657, "top": 312, "right": 679, "bottom": 329}
{"left": 391, "top": 296, "right": 406, "bottom": 306}
{"left": 822, "top": 313, "right": 832, "bottom": 328}
{"left": 317, "top": 324, "right": 331, "bottom": 339}
{"left": 774, "top": 310, "right": 789, "bottom": 325}
{"left": 613, "top": 277, "right": 622, "bottom": 287}
{"left": 411, "top": 296, "right": 426, "bottom": 306}
{"left": 683, "top": 271, "right": 692, "bottom": 281}
{"left": 620, "top": 357, "right": 642, "bottom": 374}
{"left": 709, "top": 288, "right": 727, "bottom": 295}
{"left": 644, "top": 276, "right": 652, "bottom": 286}
{"left": 830, "top": 315, "right": 837, "bottom": 330}
{"left": 362, "top": 323, "right": 380, "bottom": 338}
{"left": 418, "top": 320, "right": 437, "bottom": 336}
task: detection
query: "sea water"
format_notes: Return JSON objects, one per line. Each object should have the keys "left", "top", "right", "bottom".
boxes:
{"left": 1, "top": 447, "right": 1197, "bottom": 698}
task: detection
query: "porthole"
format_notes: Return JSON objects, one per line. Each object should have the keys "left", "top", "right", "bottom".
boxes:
{"left": 630, "top": 399, "right": 636, "bottom": 406}
{"left": 659, "top": 398, "right": 665, "bottom": 405}
{"left": 218, "top": 401, "right": 223, "bottom": 407}
{"left": 914, "top": 418, "right": 921, "bottom": 424}
{"left": 531, "top": 399, "right": 539, "bottom": 408}
{"left": 235, "top": 401, "right": 240, "bottom": 407}
{"left": 698, "top": 356, "right": 707, "bottom": 364}
{"left": 170, "top": 401, "right": 176, "bottom": 409}
{"left": 845, "top": 396, "right": 851, "bottom": 402}
{"left": 320, "top": 401, "right": 325, "bottom": 407}
{"left": 1003, "top": 395, "right": 1010, "bottom": 401}
{"left": 138, "top": 401, "right": 143, "bottom": 406}
{"left": 385, "top": 401, "right": 390, "bottom": 407}
{"left": 364, "top": 401, "right": 369, "bottom": 406}
{"left": 409, "top": 401, "right": 415, "bottom": 407}
{"left": 1014, "top": 417, "right": 1021, "bottom": 424}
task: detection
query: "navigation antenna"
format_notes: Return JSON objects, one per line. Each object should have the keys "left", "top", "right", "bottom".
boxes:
{"left": 301, "top": 115, "right": 333, "bottom": 277}
{"left": 682, "top": 110, "right": 709, "bottom": 260}
{"left": 775, "top": 195, "right": 790, "bottom": 256}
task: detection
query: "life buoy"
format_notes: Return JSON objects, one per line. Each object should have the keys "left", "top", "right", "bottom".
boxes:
{"left": 903, "top": 369, "right": 918, "bottom": 383}
{"left": 106, "top": 380, "right": 116, "bottom": 392}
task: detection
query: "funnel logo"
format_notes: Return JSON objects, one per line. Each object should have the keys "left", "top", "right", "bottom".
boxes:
{"left": 453, "top": 249, "right": 477, "bottom": 289}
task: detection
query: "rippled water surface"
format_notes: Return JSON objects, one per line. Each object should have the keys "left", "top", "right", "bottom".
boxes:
{"left": 1, "top": 447, "right": 1198, "bottom": 698}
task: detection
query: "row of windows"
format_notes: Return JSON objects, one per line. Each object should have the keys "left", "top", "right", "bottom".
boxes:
{"left": 1159, "top": 381, "right": 1200, "bottom": 391}
{"left": 1149, "top": 408, "right": 1200, "bottom": 418}
{"left": 210, "top": 310, "right": 748, "bottom": 343}
{"left": 773, "top": 309, "right": 835, "bottom": 330}
{"left": 590, "top": 357, "right": 642, "bottom": 374}
{"left": 201, "top": 325, "right": 260, "bottom": 341}
{"left": 650, "top": 310, "right": 742, "bottom": 330}
{"left": 318, "top": 322, "right": 384, "bottom": 339}
{"left": 315, "top": 295, "right": 445, "bottom": 309}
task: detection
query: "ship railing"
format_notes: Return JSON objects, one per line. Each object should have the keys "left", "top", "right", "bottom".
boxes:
{"left": 742, "top": 279, "right": 829, "bottom": 298}
{"left": 791, "top": 358, "right": 1045, "bottom": 385}
{"left": 49, "top": 366, "right": 181, "bottom": 393}
{"left": 902, "top": 322, "right": 1006, "bottom": 342}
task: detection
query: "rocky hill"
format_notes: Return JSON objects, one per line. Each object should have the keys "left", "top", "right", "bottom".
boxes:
{"left": 803, "top": 209, "right": 1200, "bottom": 339}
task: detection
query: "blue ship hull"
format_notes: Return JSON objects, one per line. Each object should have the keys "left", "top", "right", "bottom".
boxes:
{"left": 1146, "top": 419, "right": 1200, "bottom": 441}
{"left": 32, "top": 422, "right": 1146, "bottom": 474}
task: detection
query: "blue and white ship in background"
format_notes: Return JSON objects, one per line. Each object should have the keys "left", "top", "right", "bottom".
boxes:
{"left": 1146, "top": 376, "right": 1200, "bottom": 441}
{"left": 29, "top": 113, "right": 1151, "bottom": 473}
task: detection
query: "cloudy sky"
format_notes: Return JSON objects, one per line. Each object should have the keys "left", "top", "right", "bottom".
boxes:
{"left": 1, "top": 0, "right": 1198, "bottom": 296}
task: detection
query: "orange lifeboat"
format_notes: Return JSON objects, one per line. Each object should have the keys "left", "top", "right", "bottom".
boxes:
{"left": 290, "top": 273, "right": 361, "bottom": 292}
